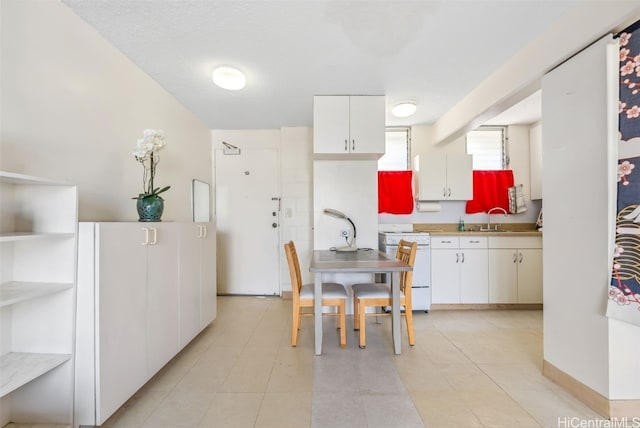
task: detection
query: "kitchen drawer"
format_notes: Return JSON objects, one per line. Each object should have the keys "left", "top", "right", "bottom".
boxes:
{"left": 488, "top": 236, "right": 542, "bottom": 249}
{"left": 460, "top": 236, "right": 488, "bottom": 248}
{"left": 431, "top": 236, "right": 459, "bottom": 249}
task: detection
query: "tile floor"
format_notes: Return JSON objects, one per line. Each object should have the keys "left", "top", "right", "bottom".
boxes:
{"left": 100, "top": 296, "right": 602, "bottom": 428}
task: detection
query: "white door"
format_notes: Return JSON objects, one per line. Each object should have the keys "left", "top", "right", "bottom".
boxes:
{"left": 460, "top": 249, "right": 489, "bottom": 303}
{"left": 215, "top": 148, "right": 280, "bottom": 295}
{"left": 96, "top": 223, "right": 148, "bottom": 424}
{"left": 313, "top": 96, "right": 350, "bottom": 154}
{"left": 349, "top": 95, "right": 385, "bottom": 154}
{"left": 430, "top": 249, "right": 460, "bottom": 303}
{"left": 146, "top": 224, "right": 180, "bottom": 375}
{"left": 446, "top": 154, "right": 474, "bottom": 200}
{"left": 517, "top": 248, "right": 543, "bottom": 303}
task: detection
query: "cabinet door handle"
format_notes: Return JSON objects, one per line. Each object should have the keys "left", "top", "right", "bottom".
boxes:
{"left": 344, "top": 139, "right": 348, "bottom": 151}
{"left": 202, "top": 225, "right": 207, "bottom": 238}
{"left": 448, "top": 188, "right": 452, "bottom": 197}
{"left": 455, "top": 253, "right": 459, "bottom": 263}
{"left": 352, "top": 139, "right": 355, "bottom": 151}
{"left": 461, "top": 252, "right": 465, "bottom": 263}
{"left": 150, "top": 228, "right": 157, "bottom": 245}
{"left": 513, "top": 252, "right": 518, "bottom": 263}
{"left": 519, "top": 252, "right": 523, "bottom": 263}
{"left": 442, "top": 240, "right": 452, "bottom": 244}
{"left": 142, "top": 228, "right": 149, "bottom": 246}
{"left": 443, "top": 187, "right": 447, "bottom": 197}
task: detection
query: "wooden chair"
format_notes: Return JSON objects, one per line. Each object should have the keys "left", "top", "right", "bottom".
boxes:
{"left": 352, "top": 239, "right": 417, "bottom": 348}
{"left": 284, "top": 241, "right": 347, "bottom": 348}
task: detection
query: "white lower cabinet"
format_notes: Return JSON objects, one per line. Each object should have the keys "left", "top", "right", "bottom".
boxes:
{"left": 431, "top": 236, "right": 488, "bottom": 304}
{"left": 75, "top": 222, "right": 216, "bottom": 427}
{"left": 488, "top": 236, "right": 543, "bottom": 303}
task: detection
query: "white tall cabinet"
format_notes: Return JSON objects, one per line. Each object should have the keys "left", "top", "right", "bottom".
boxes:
{"left": 75, "top": 222, "right": 216, "bottom": 427}
{"left": 0, "top": 171, "right": 78, "bottom": 427}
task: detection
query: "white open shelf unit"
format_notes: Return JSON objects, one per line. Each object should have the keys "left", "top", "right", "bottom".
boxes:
{"left": 0, "top": 171, "right": 78, "bottom": 428}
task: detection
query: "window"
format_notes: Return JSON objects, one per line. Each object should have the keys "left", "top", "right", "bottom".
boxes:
{"left": 466, "top": 126, "right": 508, "bottom": 170}
{"left": 378, "top": 127, "right": 410, "bottom": 170}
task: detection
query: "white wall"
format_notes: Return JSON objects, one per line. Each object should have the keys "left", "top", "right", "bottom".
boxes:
{"left": 1, "top": 0, "right": 212, "bottom": 222}
{"left": 313, "top": 160, "right": 378, "bottom": 250}
{"left": 507, "top": 125, "right": 531, "bottom": 200}
{"left": 281, "top": 128, "right": 314, "bottom": 289}
{"left": 529, "top": 121, "right": 543, "bottom": 200}
{"left": 542, "top": 35, "right": 640, "bottom": 401}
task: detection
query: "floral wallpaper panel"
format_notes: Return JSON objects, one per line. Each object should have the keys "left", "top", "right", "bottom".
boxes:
{"left": 608, "top": 23, "right": 640, "bottom": 326}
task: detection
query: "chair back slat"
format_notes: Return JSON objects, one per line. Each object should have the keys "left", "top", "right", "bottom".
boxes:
{"left": 284, "top": 241, "right": 303, "bottom": 300}
{"left": 397, "top": 239, "right": 417, "bottom": 296}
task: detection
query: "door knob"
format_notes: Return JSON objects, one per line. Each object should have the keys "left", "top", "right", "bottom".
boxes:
{"left": 272, "top": 223, "right": 278, "bottom": 228}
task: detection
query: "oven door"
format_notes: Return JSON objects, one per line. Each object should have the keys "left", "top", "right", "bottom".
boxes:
{"left": 379, "top": 244, "right": 431, "bottom": 312}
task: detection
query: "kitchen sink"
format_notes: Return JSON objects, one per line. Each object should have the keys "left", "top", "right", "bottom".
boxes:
{"left": 465, "top": 229, "right": 530, "bottom": 233}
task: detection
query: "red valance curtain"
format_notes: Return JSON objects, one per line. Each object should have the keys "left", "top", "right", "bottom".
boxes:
{"left": 465, "top": 170, "right": 514, "bottom": 213}
{"left": 378, "top": 171, "right": 414, "bottom": 214}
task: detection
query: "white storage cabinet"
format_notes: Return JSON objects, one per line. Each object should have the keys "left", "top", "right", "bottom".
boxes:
{"left": 431, "top": 236, "right": 488, "bottom": 304}
{"left": 75, "top": 222, "right": 217, "bottom": 426}
{"left": 488, "top": 236, "right": 543, "bottom": 303}
{"left": 415, "top": 154, "right": 473, "bottom": 201}
{"left": 179, "top": 222, "right": 217, "bottom": 347}
{"left": 313, "top": 95, "right": 385, "bottom": 159}
{"left": 0, "top": 171, "right": 78, "bottom": 427}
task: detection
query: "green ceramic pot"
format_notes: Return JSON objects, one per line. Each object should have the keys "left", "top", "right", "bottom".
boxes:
{"left": 137, "top": 195, "right": 164, "bottom": 222}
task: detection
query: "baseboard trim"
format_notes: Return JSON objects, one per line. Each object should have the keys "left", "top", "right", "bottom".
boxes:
{"left": 281, "top": 291, "right": 292, "bottom": 300}
{"left": 542, "top": 360, "right": 640, "bottom": 418}
{"left": 430, "top": 303, "right": 542, "bottom": 310}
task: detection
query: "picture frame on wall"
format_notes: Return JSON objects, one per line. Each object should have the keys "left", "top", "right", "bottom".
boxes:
{"left": 192, "top": 179, "right": 210, "bottom": 223}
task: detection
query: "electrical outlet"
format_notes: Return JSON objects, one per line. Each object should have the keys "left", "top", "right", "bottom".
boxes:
{"left": 340, "top": 229, "right": 349, "bottom": 238}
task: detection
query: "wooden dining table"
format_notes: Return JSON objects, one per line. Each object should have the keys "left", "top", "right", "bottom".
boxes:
{"left": 309, "top": 249, "right": 413, "bottom": 355}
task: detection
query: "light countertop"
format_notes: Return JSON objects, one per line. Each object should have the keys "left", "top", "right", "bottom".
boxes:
{"left": 413, "top": 223, "right": 542, "bottom": 237}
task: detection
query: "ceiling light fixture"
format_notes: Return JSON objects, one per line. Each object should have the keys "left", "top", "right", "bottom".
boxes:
{"left": 212, "top": 65, "right": 246, "bottom": 90}
{"left": 391, "top": 102, "right": 417, "bottom": 118}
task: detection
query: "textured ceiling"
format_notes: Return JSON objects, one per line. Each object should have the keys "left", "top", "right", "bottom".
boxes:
{"left": 62, "top": 1, "right": 576, "bottom": 130}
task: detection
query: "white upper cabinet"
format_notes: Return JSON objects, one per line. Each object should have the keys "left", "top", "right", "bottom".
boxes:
{"left": 415, "top": 153, "right": 473, "bottom": 200}
{"left": 313, "top": 95, "right": 385, "bottom": 159}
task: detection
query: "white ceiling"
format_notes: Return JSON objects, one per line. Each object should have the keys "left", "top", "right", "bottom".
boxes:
{"left": 62, "top": 1, "right": 573, "bottom": 130}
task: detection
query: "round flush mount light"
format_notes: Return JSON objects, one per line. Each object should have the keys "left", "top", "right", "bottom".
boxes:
{"left": 391, "top": 102, "right": 417, "bottom": 118}
{"left": 212, "top": 65, "right": 246, "bottom": 90}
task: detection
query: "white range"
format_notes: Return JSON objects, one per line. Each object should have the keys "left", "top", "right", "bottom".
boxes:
{"left": 378, "top": 231, "right": 431, "bottom": 312}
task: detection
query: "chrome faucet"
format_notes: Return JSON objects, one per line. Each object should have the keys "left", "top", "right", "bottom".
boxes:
{"left": 482, "top": 207, "right": 508, "bottom": 231}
